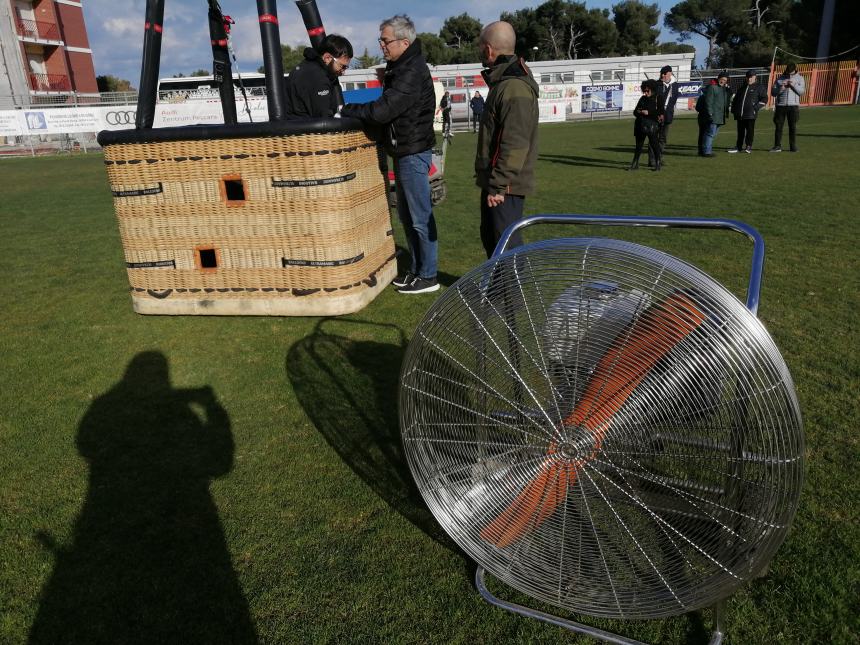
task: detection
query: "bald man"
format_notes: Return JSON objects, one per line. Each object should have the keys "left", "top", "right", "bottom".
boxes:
{"left": 474, "top": 21, "right": 539, "bottom": 257}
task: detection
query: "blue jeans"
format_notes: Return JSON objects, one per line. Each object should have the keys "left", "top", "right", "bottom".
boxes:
{"left": 699, "top": 117, "right": 720, "bottom": 154}
{"left": 393, "top": 150, "right": 437, "bottom": 279}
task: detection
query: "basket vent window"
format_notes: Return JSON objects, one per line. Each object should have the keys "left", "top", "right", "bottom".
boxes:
{"left": 198, "top": 248, "right": 218, "bottom": 269}
{"left": 221, "top": 176, "right": 246, "bottom": 204}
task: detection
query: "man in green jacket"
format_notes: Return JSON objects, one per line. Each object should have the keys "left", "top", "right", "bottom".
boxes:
{"left": 697, "top": 71, "right": 730, "bottom": 157}
{"left": 474, "top": 21, "right": 539, "bottom": 258}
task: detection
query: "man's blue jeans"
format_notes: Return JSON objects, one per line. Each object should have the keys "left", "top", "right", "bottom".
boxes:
{"left": 700, "top": 120, "right": 720, "bottom": 154}
{"left": 393, "top": 150, "right": 437, "bottom": 279}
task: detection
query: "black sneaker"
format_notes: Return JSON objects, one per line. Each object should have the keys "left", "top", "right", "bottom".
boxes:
{"left": 397, "top": 277, "right": 440, "bottom": 294}
{"left": 769, "top": 146, "right": 782, "bottom": 153}
{"left": 392, "top": 272, "right": 414, "bottom": 288}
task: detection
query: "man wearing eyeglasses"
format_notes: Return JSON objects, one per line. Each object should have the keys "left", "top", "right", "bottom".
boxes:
{"left": 284, "top": 34, "right": 353, "bottom": 119}
{"left": 341, "top": 15, "right": 438, "bottom": 294}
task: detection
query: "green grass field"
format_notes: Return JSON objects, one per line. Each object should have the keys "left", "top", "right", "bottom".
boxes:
{"left": 1, "top": 106, "right": 858, "bottom": 644}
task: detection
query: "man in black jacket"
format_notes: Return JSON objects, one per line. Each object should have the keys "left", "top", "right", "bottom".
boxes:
{"left": 341, "top": 15, "right": 438, "bottom": 294}
{"left": 651, "top": 65, "right": 679, "bottom": 167}
{"left": 284, "top": 35, "right": 353, "bottom": 119}
{"left": 727, "top": 70, "right": 768, "bottom": 153}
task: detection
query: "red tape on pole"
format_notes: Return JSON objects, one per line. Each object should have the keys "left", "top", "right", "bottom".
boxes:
{"left": 259, "top": 14, "right": 278, "bottom": 24}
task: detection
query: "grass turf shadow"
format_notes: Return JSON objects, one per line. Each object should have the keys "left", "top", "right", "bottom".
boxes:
{"left": 28, "top": 352, "right": 257, "bottom": 645}
{"left": 286, "top": 319, "right": 463, "bottom": 554}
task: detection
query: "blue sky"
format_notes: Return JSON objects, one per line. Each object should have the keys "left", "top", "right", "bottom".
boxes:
{"left": 82, "top": 0, "right": 705, "bottom": 83}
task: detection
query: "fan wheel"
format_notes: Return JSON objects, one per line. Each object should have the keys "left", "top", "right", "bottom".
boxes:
{"left": 400, "top": 237, "right": 803, "bottom": 620}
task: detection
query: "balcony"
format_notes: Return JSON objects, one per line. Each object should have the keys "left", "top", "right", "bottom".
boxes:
{"left": 15, "top": 18, "right": 61, "bottom": 42}
{"left": 28, "top": 73, "right": 71, "bottom": 92}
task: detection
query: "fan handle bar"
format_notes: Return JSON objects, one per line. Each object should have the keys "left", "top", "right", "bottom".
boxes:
{"left": 494, "top": 215, "right": 765, "bottom": 316}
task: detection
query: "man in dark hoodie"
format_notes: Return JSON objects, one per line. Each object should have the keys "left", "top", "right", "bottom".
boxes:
{"left": 341, "top": 15, "right": 438, "bottom": 294}
{"left": 474, "top": 21, "right": 539, "bottom": 258}
{"left": 284, "top": 34, "right": 353, "bottom": 119}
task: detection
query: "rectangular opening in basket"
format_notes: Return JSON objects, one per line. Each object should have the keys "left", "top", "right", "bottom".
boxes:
{"left": 196, "top": 247, "right": 219, "bottom": 270}
{"left": 220, "top": 175, "right": 247, "bottom": 205}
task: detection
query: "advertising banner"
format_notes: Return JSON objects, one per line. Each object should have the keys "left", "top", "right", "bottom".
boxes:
{"left": 581, "top": 83, "right": 623, "bottom": 112}
{"left": 538, "top": 84, "right": 581, "bottom": 122}
{"left": 675, "top": 81, "right": 703, "bottom": 111}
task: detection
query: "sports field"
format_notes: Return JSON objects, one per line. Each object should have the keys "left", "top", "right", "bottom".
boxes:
{"left": 1, "top": 106, "right": 858, "bottom": 644}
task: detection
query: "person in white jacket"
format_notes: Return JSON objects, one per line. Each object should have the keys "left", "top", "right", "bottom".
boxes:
{"left": 770, "top": 62, "right": 806, "bottom": 152}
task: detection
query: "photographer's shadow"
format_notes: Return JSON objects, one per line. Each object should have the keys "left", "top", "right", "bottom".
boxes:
{"left": 286, "top": 319, "right": 457, "bottom": 550}
{"left": 29, "top": 351, "right": 257, "bottom": 645}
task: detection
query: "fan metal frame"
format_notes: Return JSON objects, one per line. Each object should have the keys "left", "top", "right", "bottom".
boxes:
{"left": 400, "top": 215, "right": 803, "bottom": 644}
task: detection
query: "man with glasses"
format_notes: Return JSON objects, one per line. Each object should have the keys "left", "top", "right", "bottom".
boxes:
{"left": 284, "top": 34, "right": 353, "bottom": 119}
{"left": 341, "top": 15, "right": 439, "bottom": 294}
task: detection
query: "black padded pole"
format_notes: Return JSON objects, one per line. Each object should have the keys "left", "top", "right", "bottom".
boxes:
{"left": 208, "top": 1, "right": 237, "bottom": 124}
{"left": 294, "top": 0, "right": 326, "bottom": 51}
{"left": 135, "top": 0, "right": 165, "bottom": 129}
{"left": 257, "top": 0, "right": 287, "bottom": 121}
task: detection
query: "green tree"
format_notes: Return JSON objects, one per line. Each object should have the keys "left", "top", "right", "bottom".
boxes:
{"left": 258, "top": 44, "right": 305, "bottom": 74}
{"left": 655, "top": 41, "right": 697, "bottom": 55}
{"left": 96, "top": 75, "right": 135, "bottom": 92}
{"left": 613, "top": 0, "right": 661, "bottom": 56}
{"left": 189, "top": 69, "right": 209, "bottom": 77}
{"left": 663, "top": 0, "right": 749, "bottom": 67}
{"left": 354, "top": 48, "right": 382, "bottom": 69}
{"left": 503, "top": 1, "right": 618, "bottom": 61}
{"left": 439, "top": 13, "right": 483, "bottom": 63}
{"left": 418, "top": 33, "right": 451, "bottom": 66}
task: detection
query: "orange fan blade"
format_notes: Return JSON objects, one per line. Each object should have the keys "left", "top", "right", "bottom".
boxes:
{"left": 480, "top": 291, "right": 706, "bottom": 548}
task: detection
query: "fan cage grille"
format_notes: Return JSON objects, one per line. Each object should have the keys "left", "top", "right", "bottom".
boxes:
{"left": 400, "top": 237, "right": 803, "bottom": 619}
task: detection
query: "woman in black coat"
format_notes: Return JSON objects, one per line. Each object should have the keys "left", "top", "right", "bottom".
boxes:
{"left": 628, "top": 80, "right": 664, "bottom": 171}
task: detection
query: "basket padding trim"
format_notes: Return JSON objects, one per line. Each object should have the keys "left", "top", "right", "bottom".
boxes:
{"left": 97, "top": 117, "right": 367, "bottom": 146}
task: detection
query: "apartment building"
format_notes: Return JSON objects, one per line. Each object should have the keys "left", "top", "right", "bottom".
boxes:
{"left": 0, "top": 0, "right": 98, "bottom": 106}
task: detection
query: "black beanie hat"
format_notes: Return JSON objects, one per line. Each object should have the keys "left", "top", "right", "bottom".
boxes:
{"left": 660, "top": 65, "right": 672, "bottom": 75}
{"left": 746, "top": 69, "right": 757, "bottom": 78}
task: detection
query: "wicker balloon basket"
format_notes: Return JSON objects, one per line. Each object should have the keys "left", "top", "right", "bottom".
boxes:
{"left": 98, "top": 120, "right": 396, "bottom": 316}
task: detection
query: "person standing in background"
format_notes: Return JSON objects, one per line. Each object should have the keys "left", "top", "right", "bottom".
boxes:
{"left": 469, "top": 91, "right": 484, "bottom": 132}
{"left": 628, "top": 80, "right": 663, "bottom": 171}
{"left": 474, "top": 21, "right": 539, "bottom": 258}
{"left": 697, "top": 71, "right": 729, "bottom": 157}
{"left": 771, "top": 62, "right": 806, "bottom": 152}
{"left": 437, "top": 90, "right": 452, "bottom": 137}
{"left": 727, "top": 70, "right": 768, "bottom": 153}
{"left": 652, "top": 65, "right": 678, "bottom": 167}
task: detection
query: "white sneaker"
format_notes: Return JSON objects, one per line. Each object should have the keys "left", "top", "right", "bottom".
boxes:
{"left": 727, "top": 148, "right": 739, "bottom": 154}
{"left": 744, "top": 147, "right": 752, "bottom": 154}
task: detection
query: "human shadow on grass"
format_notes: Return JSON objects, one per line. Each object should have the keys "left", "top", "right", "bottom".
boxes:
{"left": 286, "top": 319, "right": 466, "bottom": 554}
{"left": 539, "top": 152, "right": 630, "bottom": 169}
{"left": 29, "top": 352, "right": 257, "bottom": 645}
{"left": 796, "top": 132, "right": 860, "bottom": 139}
{"left": 596, "top": 145, "right": 702, "bottom": 157}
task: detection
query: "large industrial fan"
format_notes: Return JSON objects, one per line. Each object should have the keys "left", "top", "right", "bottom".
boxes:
{"left": 399, "top": 216, "right": 803, "bottom": 643}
